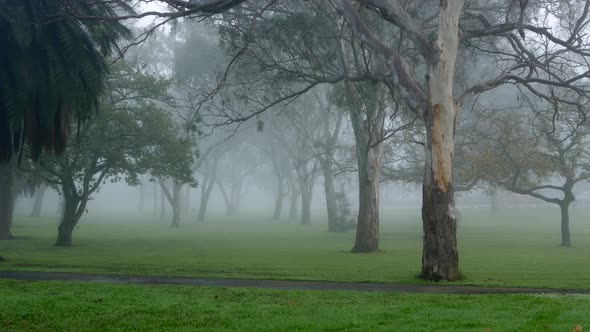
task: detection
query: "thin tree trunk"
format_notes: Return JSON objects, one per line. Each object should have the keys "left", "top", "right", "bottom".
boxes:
{"left": 31, "top": 183, "right": 48, "bottom": 218}
{"left": 560, "top": 202, "right": 571, "bottom": 247}
{"left": 138, "top": 184, "right": 145, "bottom": 213}
{"left": 272, "top": 178, "right": 284, "bottom": 220}
{"left": 321, "top": 158, "right": 338, "bottom": 232}
{"left": 160, "top": 181, "right": 167, "bottom": 219}
{"left": 490, "top": 188, "right": 500, "bottom": 214}
{"left": 300, "top": 185, "right": 312, "bottom": 225}
{"left": 153, "top": 181, "right": 158, "bottom": 217}
{"left": 420, "top": 0, "right": 464, "bottom": 281}
{"left": 197, "top": 159, "right": 218, "bottom": 222}
{"left": 229, "top": 176, "right": 242, "bottom": 216}
{"left": 0, "top": 163, "right": 14, "bottom": 240}
{"left": 289, "top": 190, "right": 298, "bottom": 219}
{"left": 159, "top": 179, "right": 183, "bottom": 228}
{"left": 182, "top": 186, "right": 190, "bottom": 219}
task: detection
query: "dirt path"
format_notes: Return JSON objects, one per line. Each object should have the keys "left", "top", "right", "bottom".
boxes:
{"left": 0, "top": 270, "right": 588, "bottom": 295}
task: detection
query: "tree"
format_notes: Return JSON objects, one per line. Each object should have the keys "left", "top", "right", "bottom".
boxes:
{"left": 144, "top": 0, "right": 590, "bottom": 279}
{"left": 0, "top": 0, "right": 130, "bottom": 161}
{"left": 0, "top": 0, "right": 130, "bottom": 241}
{"left": 215, "top": 140, "right": 260, "bottom": 216}
{"left": 26, "top": 61, "right": 194, "bottom": 246}
{"left": 0, "top": 163, "right": 15, "bottom": 239}
{"left": 469, "top": 97, "right": 590, "bottom": 247}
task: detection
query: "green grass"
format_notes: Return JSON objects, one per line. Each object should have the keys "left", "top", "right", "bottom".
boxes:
{"left": 0, "top": 280, "right": 588, "bottom": 331}
{"left": 1, "top": 206, "right": 590, "bottom": 288}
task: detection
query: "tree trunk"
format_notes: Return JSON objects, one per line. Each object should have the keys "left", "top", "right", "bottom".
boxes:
{"left": 419, "top": 0, "right": 464, "bottom": 282}
{"left": 272, "top": 178, "right": 284, "bottom": 220}
{"left": 56, "top": 203, "right": 76, "bottom": 247}
{"left": 160, "top": 183, "right": 166, "bottom": 219}
{"left": 159, "top": 179, "right": 183, "bottom": 228}
{"left": 153, "top": 181, "right": 158, "bottom": 217}
{"left": 197, "top": 159, "right": 218, "bottom": 222}
{"left": 560, "top": 202, "right": 571, "bottom": 247}
{"left": 138, "top": 184, "right": 145, "bottom": 213}
{"left": 229, "top": 175, "right": 242, "bottom": 216}
{"left": 55, "top": 187, "right": 87, "bottom": 247}
{"left": 182, "top": 186, "right": 190, "bottom": 219}
{"left": 0, "top": 163, "right": 14, "bottom": 240}
{"left": 300, "top": 185, "right": 312, "bottom": 225}
{"left": 289, "top": 190, "right": 298, "bottom": 219}
{"left": 170, "top": 182, "right": 182, "bottom": 228}
{"left": 31, "top": 183, "right": 48, "bottom": 218}
{"left": 321, "top": 158, "right": 339, "bottom": 232}
{"left": 58, "top": 192, "right": 65, "bottom": 221}
{"left": 490, "top": 188, "right": 500, "bottom": 214}
{"left": 351, "top": 146, "right": 382, "bottom": 253}
{"left": 346, "top": 84, "right": 385, "bottom": 253}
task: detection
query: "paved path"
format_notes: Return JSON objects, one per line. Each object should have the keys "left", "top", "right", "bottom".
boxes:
{"left": 0, "top": 270, "right": 588, "bottom": 295}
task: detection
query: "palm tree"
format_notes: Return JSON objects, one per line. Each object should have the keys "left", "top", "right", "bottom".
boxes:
{"left": 0, "top": 0, "right": 131, "bottom": 239}
{"left": 0, "top": 0, "right": 131, "bottom": 161}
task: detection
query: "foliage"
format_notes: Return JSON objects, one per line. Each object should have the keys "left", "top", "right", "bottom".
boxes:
{"left": 25, "top": 59, "right": 195, "bottom": 210}
{"left": 0, "top": 0, "right": 131, "bottom": 161}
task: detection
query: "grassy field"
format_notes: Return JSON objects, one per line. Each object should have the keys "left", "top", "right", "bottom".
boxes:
{"left": 0, "top": 279, "right": 588, "bottom": 331}
{"left": 1, "top": 206, "right": 590, "bottom": 289}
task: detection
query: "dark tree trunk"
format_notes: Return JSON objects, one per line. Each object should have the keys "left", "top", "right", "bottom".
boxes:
{"left": 55, "top": 187, "right": 87, "bottom": 247}
{"left": 420, "top": 127, "right": 459, "bottom": 281}
{"left": 58, "top": 193, "right": 65, "bottom": 221}
{"left": 300, "top": 185, "right": 312, "bottom": 225}
{"left": 320, "top": 159, "right": 338, "bottom": 232}
{"left": 0, "top": 163, "right": 14, "bottom": 240}
{"left": 56, "top": 205, "right": 76, "bottom": 247}
{"left": 560, "top": 202, "right": 571, "bottom": 247}
{"left": 31, "top": 183, "right": 48, "bottom": 218}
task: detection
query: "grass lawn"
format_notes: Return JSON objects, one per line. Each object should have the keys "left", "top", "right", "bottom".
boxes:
{"left": 0, "top": 279, "right": 588, "bottom": 331}
{"left": 1, "top": 206, "right": 590, "bottom": 289}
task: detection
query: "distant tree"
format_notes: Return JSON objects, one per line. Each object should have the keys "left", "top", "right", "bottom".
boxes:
{"left": 30, "top": 182, "right": 48, "bottom": 218}
{"left": 469, "top": 97, "right": 590, "bottom": 247}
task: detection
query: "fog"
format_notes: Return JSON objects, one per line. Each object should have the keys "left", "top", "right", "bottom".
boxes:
{"left": 3, "top": 0, "right": 590, "bottom": 292}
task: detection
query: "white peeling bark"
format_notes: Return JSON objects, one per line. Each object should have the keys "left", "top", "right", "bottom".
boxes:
{"left": 421, "top": 0, "right": 464, "bottom": 281}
